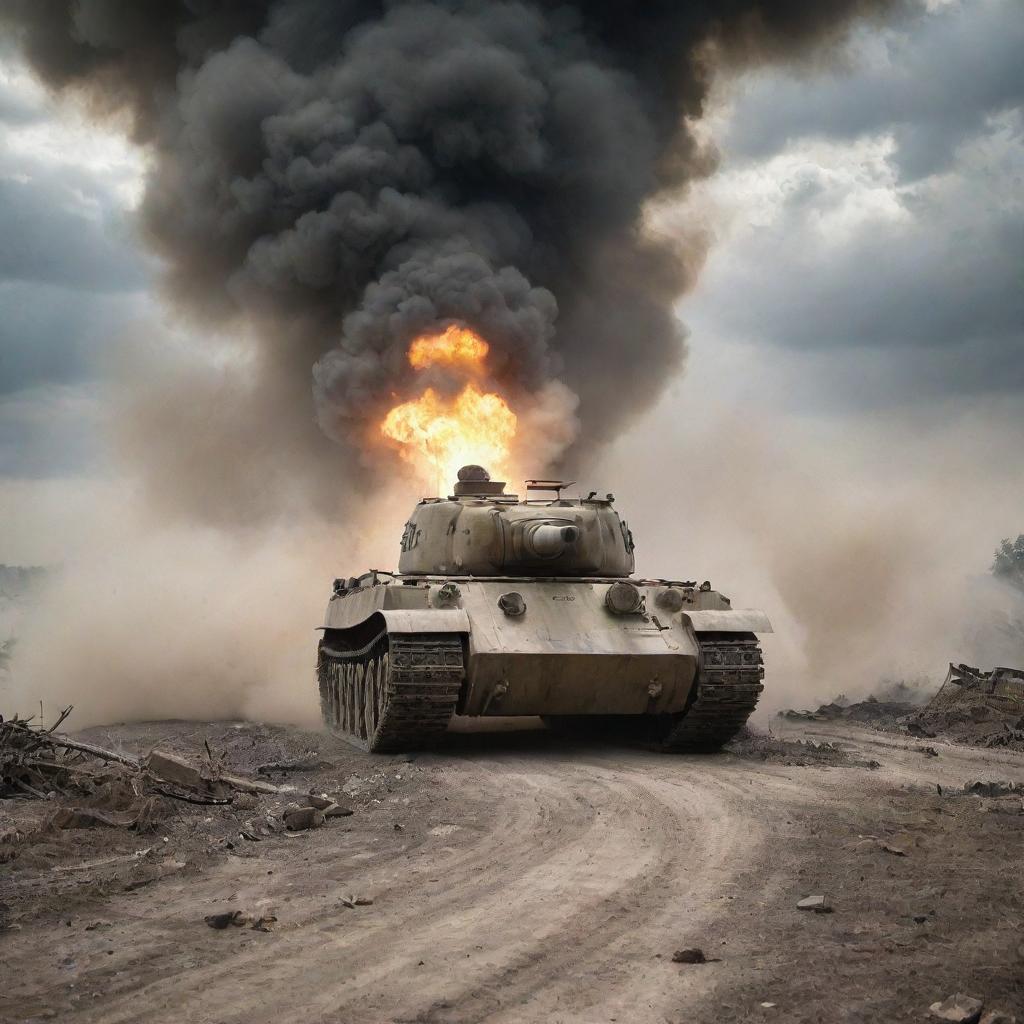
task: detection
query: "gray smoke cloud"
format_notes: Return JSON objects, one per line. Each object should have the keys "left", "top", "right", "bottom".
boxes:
{"left": 2, "top": 0, "right": 900, "bottom": 522}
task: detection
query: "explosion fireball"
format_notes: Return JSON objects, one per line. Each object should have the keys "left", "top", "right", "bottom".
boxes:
{"left": 381, "top": 326, "right": 517, "bottom": 494}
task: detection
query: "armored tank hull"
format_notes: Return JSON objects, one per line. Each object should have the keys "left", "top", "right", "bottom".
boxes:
{"left": 317, "top": 469, "right": 771, "bottom": 752}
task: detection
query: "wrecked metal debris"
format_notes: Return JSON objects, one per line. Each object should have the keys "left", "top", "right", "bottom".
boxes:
{"left": 909, "top": 664, "right": 1024, "bottom": 749}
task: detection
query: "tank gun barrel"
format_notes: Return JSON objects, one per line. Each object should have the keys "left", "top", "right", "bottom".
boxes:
{"left": 528, "top": 523, "right": 579, "bottom": 558}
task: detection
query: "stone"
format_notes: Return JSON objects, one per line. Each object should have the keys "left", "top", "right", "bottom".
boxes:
{"left": 796, "top": 895, "right": 832, "bottom": 913}
{"left": 204, "top": 910, "right": 245, "bottom": 930}
{"left": 979, "top": 1012, "right": 1016, "bottom": 1024}
{"left": 880, "top": 843, "right": 907, "bottom": 857}
{"left": 282, "top": 806, "right": 325, "bottom": 831}
{"left": 929, "top": 994, "right": 984, "bottom": 1023}
{"left": 671, "top": 948, "right": 707, "bottom": 964}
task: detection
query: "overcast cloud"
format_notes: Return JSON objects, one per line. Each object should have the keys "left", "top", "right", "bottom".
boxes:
{"left": 668, "top": 0, "right": 1023, "bottom": 413}
{"left": 0, "top": 57, "right": 151, "bottom": 478}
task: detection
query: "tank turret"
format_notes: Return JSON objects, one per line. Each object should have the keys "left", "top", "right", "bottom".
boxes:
{"left": 397, "top": 467, "right": 634, "bottom": 577}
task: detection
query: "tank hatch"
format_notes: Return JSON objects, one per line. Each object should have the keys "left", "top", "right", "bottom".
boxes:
{"left": 453, "top": 464, "right": 507, "bottom": 498}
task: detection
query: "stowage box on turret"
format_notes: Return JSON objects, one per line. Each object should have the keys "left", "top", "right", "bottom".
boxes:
{"left": 317, "top": 466, "right": 771, "bottom": 752}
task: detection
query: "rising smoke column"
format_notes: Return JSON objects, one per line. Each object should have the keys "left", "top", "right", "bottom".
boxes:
{"left": 2, "top": 0, "right": 899, "bottom": 521}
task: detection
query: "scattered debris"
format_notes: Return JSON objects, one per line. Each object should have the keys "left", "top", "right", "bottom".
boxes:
{"left": 796, "top": 895, "right": 832, "bottom": 913}
{"left": 204, "top": 909, "right": 278, "bottom": 932}
{"left": 671, "top": 948, "right": 707, "bottom": 964}
{"left": 963, "top": 781, "right": 1022, "bottom": 799}
{"left": 339, "top": 895, "right": 374, "bottom": 908}
{"left": 929, "top": 993, "right": 984, "bottom": 1023}
{"left": 2, "top": 710, "right": 287, "bottom": 812}
{"left": 1, "top": 707, "right": 136, "bottom": 800}
{"left": 729, "top": 731, "right": 880, "bottom": 769}
{"left": 257, "top": 758, "right": 330, "bottom": 775}
{"left": 916, "top": 746, "right": 940, "bottom": 757}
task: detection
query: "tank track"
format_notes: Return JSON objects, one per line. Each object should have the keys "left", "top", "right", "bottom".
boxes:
{"left": 659, "top": 632, "right": 764, "bottom": 752}
{"left": 318, "top": 632, "right": 463, "bottom": 753}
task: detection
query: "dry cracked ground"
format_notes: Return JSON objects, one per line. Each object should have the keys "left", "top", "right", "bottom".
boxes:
{"left": 1, "top": 717, "right": 1022, "bottom": 1024}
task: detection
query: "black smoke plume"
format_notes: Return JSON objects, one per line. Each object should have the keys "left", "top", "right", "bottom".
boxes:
{"left": 2, "top": 0, "right": 899, "bottom": 520}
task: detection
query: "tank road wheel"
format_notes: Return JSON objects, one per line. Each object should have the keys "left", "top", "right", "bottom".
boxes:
{"left": 317, "top": 632, "right": 464, "bottom": 752}
{"left": 655, "top": 632, "right": 765, "bottom": 753}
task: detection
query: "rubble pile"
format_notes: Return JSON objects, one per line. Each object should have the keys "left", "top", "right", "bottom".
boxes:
{"left": 909, "top": 664, "right": 1024, "bottom": 750}
{"left": 778, "top": 663, "right": 1024, "bottom": 752}
{"left": 0, "top": 710, "right": 358, "bottom": 847}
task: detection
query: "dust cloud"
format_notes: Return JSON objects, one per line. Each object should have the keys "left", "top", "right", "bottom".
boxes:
{"left": 4, "top": 479, "right": 418, "bottom": 729}
{"left": 603, "top": 402, "right": 1024, "bottom": 714}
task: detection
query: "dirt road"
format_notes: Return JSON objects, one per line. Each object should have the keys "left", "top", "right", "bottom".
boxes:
{"left": 2, "top": 720, "right": 1022, "bottom": 1023}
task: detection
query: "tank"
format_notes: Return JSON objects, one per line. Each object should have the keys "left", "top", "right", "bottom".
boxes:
{"left": 316, "top": 466, "right": 771, "bottom": 752}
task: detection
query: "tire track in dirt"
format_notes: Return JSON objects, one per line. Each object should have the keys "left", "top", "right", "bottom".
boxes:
{"left": 77, "top": 745, "right": 837, "bottom": 1024}
{"left": 14, "top": 725, "right": 1005, "bottom": 1024}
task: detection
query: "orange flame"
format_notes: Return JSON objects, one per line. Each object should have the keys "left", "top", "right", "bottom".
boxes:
{"left": 380, "top": 325, "right": 517, "bottom": 493}
{"left": 408, "top": 324, "right": 489, "bottom": 371}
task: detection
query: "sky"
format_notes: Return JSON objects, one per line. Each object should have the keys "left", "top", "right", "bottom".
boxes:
{"left": 0, "top": 0, "right": 1022, "bottom": 717}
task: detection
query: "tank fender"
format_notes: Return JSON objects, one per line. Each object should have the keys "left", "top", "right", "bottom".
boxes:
{"left": 682, "top": 609, "right": 773, "bottom": 633}
{"left": 378, "top": 609, "right": 471, "bottom": 634}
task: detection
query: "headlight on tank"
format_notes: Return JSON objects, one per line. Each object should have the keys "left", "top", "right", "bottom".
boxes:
{"left": 605, "top": 581, "right": 643, "bottom": 615}
{"left": 656, "top": 588, "right": 684, "bottom": 612}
